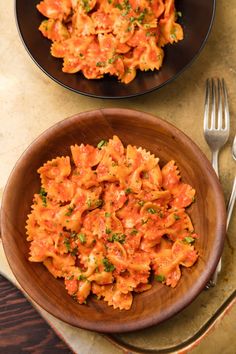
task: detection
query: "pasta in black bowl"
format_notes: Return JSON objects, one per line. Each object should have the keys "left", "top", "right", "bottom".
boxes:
{"left": 15, "top": 0, "right": 215, "bottom": 98}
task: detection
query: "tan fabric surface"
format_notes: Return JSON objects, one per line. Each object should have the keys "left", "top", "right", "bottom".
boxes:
{"left": 0, "top": 1, "right": 235, "bottom": 353}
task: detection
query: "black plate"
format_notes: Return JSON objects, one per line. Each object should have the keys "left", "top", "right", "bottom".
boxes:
{"left": 15, "top": 0, "right": 215, "bottom": 98}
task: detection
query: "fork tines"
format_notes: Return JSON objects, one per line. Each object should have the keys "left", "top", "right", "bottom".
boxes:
{"left": 204, "top": 78, "right": 230, "bottom": 131}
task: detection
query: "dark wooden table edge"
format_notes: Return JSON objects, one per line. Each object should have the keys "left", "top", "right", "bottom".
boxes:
{"left": 0, "top": 274, "right": 75, "bottom": 353}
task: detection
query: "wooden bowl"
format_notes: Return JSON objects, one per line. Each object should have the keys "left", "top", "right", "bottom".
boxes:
{"left": 1, "top": 109, "right": 226, "bottom": 333}
{"left": 15, "top": 0, "right": 216, "bottom": 98}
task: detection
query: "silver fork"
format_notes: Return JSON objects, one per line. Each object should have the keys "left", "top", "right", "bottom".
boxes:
{"left": 204, "top": 78, "right": 230, "bottom": 288}
{"left": 227, "top": 136, "right": 236, "bottom": 230}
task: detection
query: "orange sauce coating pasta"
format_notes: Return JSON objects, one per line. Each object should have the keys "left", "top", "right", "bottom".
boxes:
{"left": 36, "top": 0, "right": 183, "bottom": 83}
{"left": 26, "top": 136, "right": 198, "bottom": 310}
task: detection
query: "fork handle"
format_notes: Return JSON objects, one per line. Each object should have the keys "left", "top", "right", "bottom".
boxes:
{"left": 227, "top": 176, "right": 236, "bottom": 230}
{"left": 212, "top": 150, "right": 219, "bottom": 177}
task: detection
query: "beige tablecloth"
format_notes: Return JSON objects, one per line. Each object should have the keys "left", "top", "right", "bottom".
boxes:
{"left": 0, "top": 1, "right": 236, "bottom": 353}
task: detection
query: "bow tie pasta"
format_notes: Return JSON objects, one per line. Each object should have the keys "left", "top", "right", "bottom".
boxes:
{"left": 26, "top": 136, "right": 198, "bottom": 310}
{"left": 36, "top": 0, "right": 183, "bottom": 83}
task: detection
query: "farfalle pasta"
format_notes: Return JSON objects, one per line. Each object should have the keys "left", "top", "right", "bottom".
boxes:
{"left": 36, "top": 0, "right": 183, "bottom": 83}
{"left": 26, "top": 136, "right": 198, "bottom": 310}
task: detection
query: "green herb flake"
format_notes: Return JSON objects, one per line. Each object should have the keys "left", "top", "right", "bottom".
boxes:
{"left": 78, "top": 233, "right": 86, "bottom": 244}
{"left": 71, "top": 246, "right": 78, "bottom": 256}
{"left": 108, "top": 57, "right": 117, "bottom": 64}
{"left": 82, "top": 0, "right": 90, "bottom": 12}
{"left": 109, "top": 233, "right": 126, "bottom": 243}
{"left": 138, "top": 200, "right": 145, "bottom": 206}
{"left": 125, "top": 188, "right": 132, "bottom": 194}
{"left": 155, "top": 274, "right": 165, "bottom": 283}
{"left": 102, "top": 257, "right": 116, "bottom": 272}
{"left": 170, "top": 29, "right": 177, "bottom": 40}
{"left": 97, "top": 139, "right": 108, "bottom": 149}
{"left": 137, "top": 9, "right": 147, "bottom": 24}
{"left": 105, "top": 212, "right": 111, "bottom": 217}
{"left": 130, "top": 229, "right": 138, "bottom": 235}
{"left": 70, "top": 231, "right": 78, "bottom": 239}
{"left": 65, "top": 204, "right": 75, "bottom": 216}
{"left": 125, "top": 67, "right": 132, "bottom": 74}
{"left": 96, "top": 61, "right": 106, "bottom": 67}
{"left": 39, "top": 187, "right": 47, "bottom": 207}
{"left": 64, "top": 238, "right": 71, "bottom": 251}
{"left": 115, "top": 3, "right": 123, "bottom": 10}
{"left": 125, "top": 26, "right": 132, "bottom": 32}
{"left": 78, "top": 274, "right": 87, "bottom": 281}
{"left": 184, "top": 236, "right": 195, "bottom": 244}
{"left": 147, "top": 208, "right": 157, "bottom": 214}
{"left": 174, "top": 214, "right": 180, "bottom": 220}
{"left": 95, "top": 199, "right": 103, "bottom": 207}
{"left": 105, "top": 228, "right": 112, "bottom": 234}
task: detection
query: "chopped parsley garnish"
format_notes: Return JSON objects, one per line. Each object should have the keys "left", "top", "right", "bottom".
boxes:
{"left": 78, "top": 233, "right": 86, "bottom": 244}
{"left": 108, "top": 233, "right": 126, "bottom": 243}
{"left": 102, "top": 258, "right": 116, "bottom": 272}
{"left": 138, "top": 200, "right": 145, "bottom": 206}
{"left": 105, "top": 212, "right": 111, "bottom": 217}
{"left": 184, "top": 236, "right": 195, "bottom": 244}
{"left": 125, "top": 188, "right": 132, "bottom": 194}
{"left": 65, "top": 204, "right": 75, "bottom": 216}
{"left": 137, "top": 9, "right": 147, "bottom": 24}
{"left": 174, "top": 214, "right": 180, "bottom": 220}
{"left": 95, "top": 199, "right": 103, "bottom": 207}
{"left": 82, "top": 0, "right": 90, "bottom": 12}
{"left": 70, "top": 231, "right": 78, "bottom": 239}
{"left": 170, "top": 29, "right": 177, "bottom": 40}
{"left": 96, "top": 61, "right": 106, "bottom": 67}
{"left": 97, "top": 139, "right": 108, "bottom": 149}
{"left": 155, "top": 274, "right": 165, "bottom": 283}
{"left": 130, "top": 229, "right": 138, "bottom": 235}
{"left": 122, "top": 0, "right": 131, "bottom": 15}
{"left": 78, "top": 274, "right": 87, "bottom": 281}
{"left": 115, "top": 3, "right": 123, "bottom": 10}
{"left": 71, "top": 246, "right": 78, "bottom": 256}
{"left": 105, "top": 228, "right": 112, "bottom": 234}
{"left": 86, "top": 198, "right": 92, "bottom": 208}
{"left": 147, "top": 208, "right": 157, "bottom": 214}
{"left": 125, "top": 67, "right": 132, "bottom": 74}
{"left": 64, "top": 238, "right": 71, "bottom": 251}
{"left": 39, "top": 188, "right": 47, "bottom": 207}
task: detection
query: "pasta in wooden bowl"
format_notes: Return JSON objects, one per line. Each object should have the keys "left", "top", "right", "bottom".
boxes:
{"left": 1, "top": 109, "right": 225, "bottom": 332}
{"left": 26, "top": 136, "right": 198, "bottom": 310}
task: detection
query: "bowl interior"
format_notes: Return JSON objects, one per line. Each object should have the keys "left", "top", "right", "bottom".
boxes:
{"left": 1, "top": 108, "right": 225, "bottom": 332}
{"left": 15, "top": 0, "right": 215, "bottom": 98}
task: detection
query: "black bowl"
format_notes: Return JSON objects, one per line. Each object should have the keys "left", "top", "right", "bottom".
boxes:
{"left": 15, "top": 0, "right": 215, "bottom": 98}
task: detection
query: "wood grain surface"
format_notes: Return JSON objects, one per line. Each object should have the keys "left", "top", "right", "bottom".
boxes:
{"left": 0, "top": 275, "right": 73, "bottom": 353}
{"left": 1, "top": 108, "right": 226, "bottom": 333}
